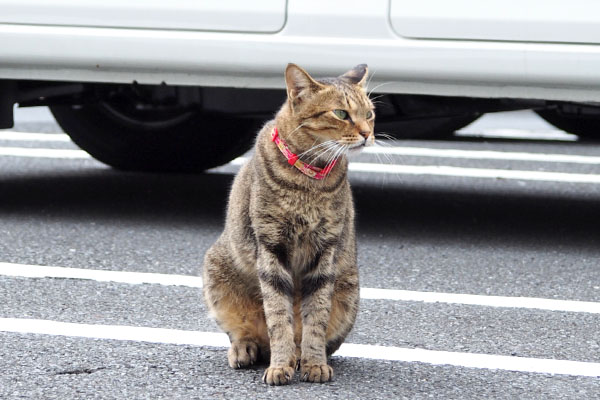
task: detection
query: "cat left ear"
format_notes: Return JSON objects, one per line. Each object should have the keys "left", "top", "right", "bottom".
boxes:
{"left": 285, "top": 63, "right": 324, "bottom": 111}
{"left": 340, "top": 64, "right": 368, "bottom": 87}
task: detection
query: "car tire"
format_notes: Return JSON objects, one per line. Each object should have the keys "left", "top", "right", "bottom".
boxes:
{"left": 536, "top": 109, "right": 600, "bottom": 139}
{"left": 50, "top": 103, "right": 261, "bottom": 173}
{"left": 376, "top": 114, "right": 481, "bottom": 139}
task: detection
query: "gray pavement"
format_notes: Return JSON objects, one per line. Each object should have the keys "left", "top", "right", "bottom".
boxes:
{"left": 1, "top": 107, "right": 599, "bottom": 399}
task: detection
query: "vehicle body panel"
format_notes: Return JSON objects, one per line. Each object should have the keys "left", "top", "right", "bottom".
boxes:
{"left": 1, "top": 0, "right": 599, "bottom": 102}
{"left": 0, "top": 0, "right": 286, "bottom": 33}
{"left": 390, "top": 0, "right": 600, "bottom": 44}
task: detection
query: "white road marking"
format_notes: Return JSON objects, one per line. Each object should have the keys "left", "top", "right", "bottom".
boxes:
{"left": 1, "top": 131, "right": 589, "bottom": 164}
{"left": 3, "top": 129, "right": 574, "bottom": 143}
{"left": 0, "top": 318, "right": 230, "bottom": 348}
{"left": 359, "top": 288, "right": 600, "bottom": 314}
{"left": 2, "top": 143, "right": 600, "bottom": 184}
{"left": 1, "top": 317, "right": 599, "bottom": 378}
{"left": 2, "top": 262, "right": 599, "bottom": 314}
{"left": 455, "top": 128, "right": 578, "bottom": 142}
{"left": 0, "top": 146, "right": 90, "bottom": 159}
{"left": 0, "top": 131, "right": 70, "bottom": 142}
{"left": 335, "top": 342, "right": 600, "bottom": 378}
{"left": 349, "top": 163, "right": 600, "bottom": 184}
{"left": 231, "top": 157, "right": 600, "bottom": 184}
{"left": 0, "top": 262, "right": 203, "bottom": 287}
{"left": 363, "top": 146, "right": 600, "bottom": 164}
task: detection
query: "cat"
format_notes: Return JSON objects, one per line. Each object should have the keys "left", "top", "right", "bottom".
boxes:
{"left": 202, "top": 63, "right": 374, "bottom": 385}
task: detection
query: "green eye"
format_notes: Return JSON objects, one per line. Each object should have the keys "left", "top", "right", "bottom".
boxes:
{"left": 333, "top": 109, "right": 349, "bottom": 120}
{"left": 366, "top": 110, "right": 374, "bottom": 119}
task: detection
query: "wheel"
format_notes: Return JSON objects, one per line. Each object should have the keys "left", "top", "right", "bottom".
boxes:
{"left": 50, "top": 101, "right": 261, "bottom": 173}
{"left": 376, "top": 114, "right": 481, "bottom": 139}
{"left": 536, "top": 109, "right": 600, "bottom": 139}
{"left": 373, "top": 94, "right": 481, "bottom": 139}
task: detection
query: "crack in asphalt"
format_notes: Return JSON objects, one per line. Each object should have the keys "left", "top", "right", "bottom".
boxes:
{"left": 54, "top": 367, "right": 106, "bottom": 375}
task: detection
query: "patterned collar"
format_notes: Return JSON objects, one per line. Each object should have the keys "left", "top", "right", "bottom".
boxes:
{"left": 271, "top": 127, "right": 337, "bottom": 180}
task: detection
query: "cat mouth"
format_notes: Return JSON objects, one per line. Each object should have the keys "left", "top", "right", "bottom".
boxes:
{"left": 346, "top": 138, "right": 371, "bottom": 151}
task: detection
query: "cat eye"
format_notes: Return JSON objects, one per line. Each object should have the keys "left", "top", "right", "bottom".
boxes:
{"left": 366, "top": 110, "right": 374, "bottom": 119}
{"left": 333, "top": 109, "right": 349, "bottom": 120}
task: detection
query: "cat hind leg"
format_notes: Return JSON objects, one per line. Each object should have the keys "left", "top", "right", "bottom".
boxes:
{"left": 202, "top": 243, "right": 269, "bottom": 368}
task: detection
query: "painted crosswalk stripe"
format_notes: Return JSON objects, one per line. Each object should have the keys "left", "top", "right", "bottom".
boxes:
{"left": 2, "top": 262, "right": 599, "bottom": 314}
{"left": 1, "top": 317, "right": 598, "bottom": 378}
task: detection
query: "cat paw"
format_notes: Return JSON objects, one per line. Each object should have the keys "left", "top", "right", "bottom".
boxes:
{"left": 262, "top": 366, "right": 295, "bottom": 385}
{"left": 300, "top": 364, "right": 333, "bottom": 383}
{"left": 228, "top": 339, "right": 258, "bottom": 369}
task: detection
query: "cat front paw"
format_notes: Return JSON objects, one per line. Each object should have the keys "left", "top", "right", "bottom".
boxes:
{"left": 300, "top": 364, "right": 333, "bottom": 383}
{"left": 262, "top": 366, "right": 295, "bottom": 385}
{"left": 228, "top": 339, "right": 258, "bottom": 369}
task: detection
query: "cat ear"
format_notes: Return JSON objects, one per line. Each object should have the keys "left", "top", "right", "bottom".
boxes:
{"left": 340, "top": 64, "right": 368, "bottom": 87}
{"left": 285, "top": 63, "right": 324, "bottom": 110}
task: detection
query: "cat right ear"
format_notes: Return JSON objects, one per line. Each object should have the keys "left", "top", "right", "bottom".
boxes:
{"left": 285, "top": 63, "right": 323, "bottom": 112}
{"left": 340, "top": 64, "right": 368, "bottom": 87}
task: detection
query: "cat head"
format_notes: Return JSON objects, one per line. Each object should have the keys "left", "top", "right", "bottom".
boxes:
{"left": 282, "top": 63, "right": 375, "bottom": 161}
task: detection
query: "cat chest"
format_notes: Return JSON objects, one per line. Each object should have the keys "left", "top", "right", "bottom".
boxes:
{"left": 253, "top": 206, "right": 344, "bottom": 269}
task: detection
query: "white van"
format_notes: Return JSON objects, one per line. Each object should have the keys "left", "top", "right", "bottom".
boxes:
{"left": 1, "top": 0, "right": 599, "bottom": 171}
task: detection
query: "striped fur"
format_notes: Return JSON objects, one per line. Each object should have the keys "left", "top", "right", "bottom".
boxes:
{"left": 203, "top": 64, "right": 374, "bottom": 385}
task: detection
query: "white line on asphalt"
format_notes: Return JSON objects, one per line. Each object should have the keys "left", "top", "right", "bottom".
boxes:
{"left": 3, "top": 145, "right": 600, "bottom": 184}
{"left": 231, "top": 157, "right": 600, "bottom": 184}
{"left": 1, "top": 127, "right": 578, "bottom": 142}
{"left": 0, "top": 131, "right": 70, "bottom": 142}
{"left": 0, "top": 318, "right": 230, "bottom": 348}
{"left": 1, "top": 131, "right": 590, "bottom": 164}
{"left": 0, "top": 147, "right": 90, "bottom": 159}
{"left": 1, "top": 318, "right": 599, "bottom": 378}
{"left": 2, "top": 262, "right": 599, "bottom": 314}
{"left": 0, "top": 262, "right": 203, "bottom": 287}
{"left": 455, "top": 128, "right": 578, "bottom": 142}
{"left": 363, "top": 146, "right": 600, "bottom": 164}
{"left": 335, "top": 342, "right": 600, "bottom": 378}
{"left": 359, "top": 288, "right": 600, "bottom": 314}
{"left": 349, "top": 163, "right": 600, "bottom": 184}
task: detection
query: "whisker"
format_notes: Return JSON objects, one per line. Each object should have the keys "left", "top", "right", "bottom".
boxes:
{"left": 320, "top": 145, "right": 337, "bottom": 166}
{"left": 305, "top": 141, "right": 340, "bottom": 162}
{"left": 368, "top": 81, "right": 394, "bottom": 98}
{"left": 286, "top": 122, "right": 307, "bottom": 137}
{"left": 369, "top": 94, "right": 386, "bottom": 102}
{"left": 297, "top": 140, "right": 335, "bottom": 159}
{"left": 307, "top": 142, "right": 339, "bottom": 165}
{"left": 328, "top": 143, "right": 347, "bottom": 166}
{"left": 317, "top": 142, "right": 343, "bottom": 169}
{"left": 326, "top": 144, "right": 348, "bottom": 180}
{"left": 375, "top": 132, "right": 397, "bottom": 141}
{"left": 374, "top": 141, "right": 396, "bottom": 165}
{"left": 365, "top": 70, "right": 376, "bottom": 91}
{"left": 328, "top": 143, "right": 345, "bottom": 163}
{"left": 374, "top": 139, "right": 393, "bottom": 148}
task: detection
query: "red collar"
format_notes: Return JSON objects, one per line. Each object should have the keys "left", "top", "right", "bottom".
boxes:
{"left": 271, "top": 127, "right": 337, "bottom": 180}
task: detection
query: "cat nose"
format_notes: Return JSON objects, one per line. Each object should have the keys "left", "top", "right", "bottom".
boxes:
{"left": 358, "top": 130, "right": 370, "bottom": 139}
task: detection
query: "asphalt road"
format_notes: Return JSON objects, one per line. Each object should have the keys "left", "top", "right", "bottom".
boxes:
{"left": 1, "top": 107, "right": 599, "bottom": 399}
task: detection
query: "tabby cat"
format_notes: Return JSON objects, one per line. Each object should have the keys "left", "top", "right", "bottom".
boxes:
{"left": 203, "top": 63, "right": 374, "bottom": 385}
